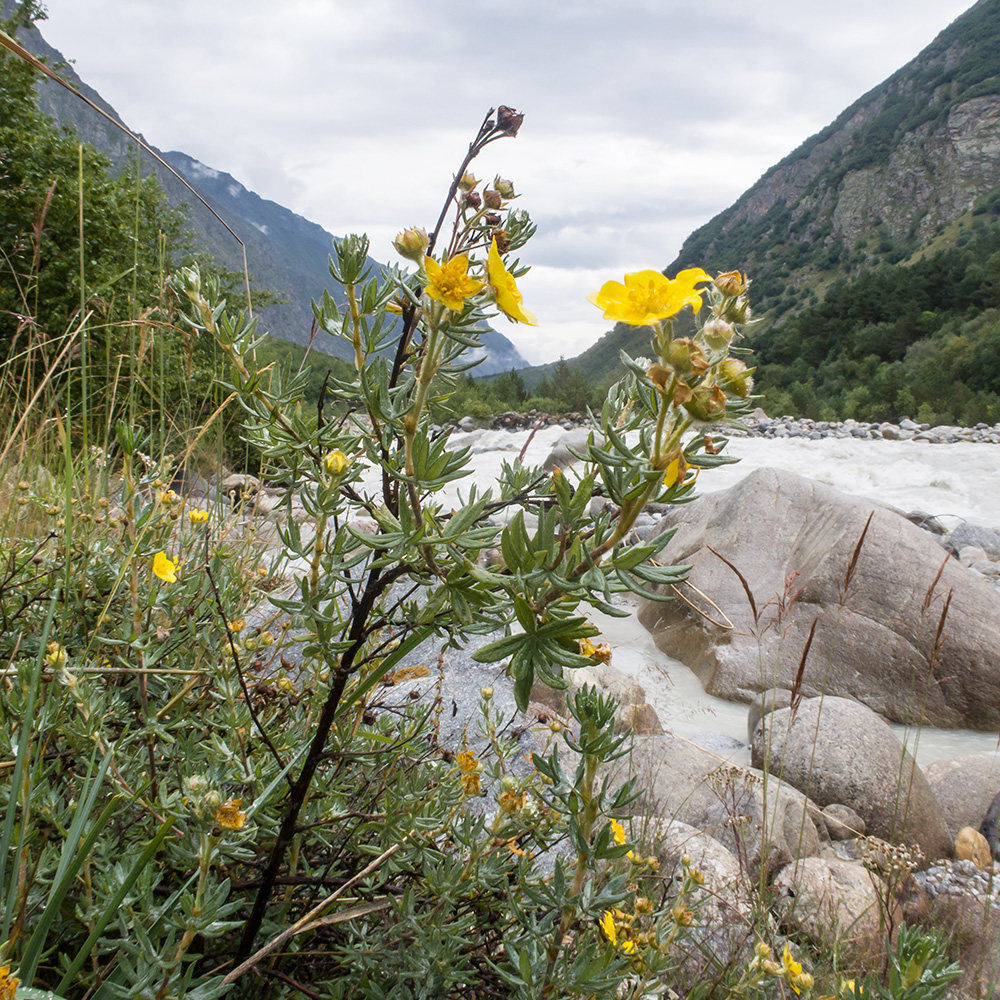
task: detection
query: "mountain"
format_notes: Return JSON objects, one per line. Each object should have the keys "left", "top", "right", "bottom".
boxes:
{"left": 4, "top": 3, "right": 529, "bottom": 375}
{"left": 518, "top": 0, "right": 1000, "bottom": 390}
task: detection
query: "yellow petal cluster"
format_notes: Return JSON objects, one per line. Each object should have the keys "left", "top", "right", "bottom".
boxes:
{"left": 324, "top": 450, "right": 350, "bottom": 475}
{"left": 588, "top": 267, "right": 712, "bottom": 326}
{"left": 188, "top": 508, "right": 210, "bottom": 524}
{"left": 216, "top": 797, "right": 247, "bottom": 830}
{"left": 424, "top": 254, "right": 485, "bottom": 312}
{"left": 487, "top": 239, "right": 537, "bottom": 325}
{"left": 153, "top": 551, "right": 178, "bottom": 583}
{"left": 0, "top": 965, "right": 19, "bottom": 1000}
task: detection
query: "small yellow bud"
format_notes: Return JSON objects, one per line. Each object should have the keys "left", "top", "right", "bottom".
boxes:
{"left": 702, "top": 317, "right": 735, "bottom": 351}
{"left": 714, "top": 270, "right": 747, "bottom": 296}
{"left": 683, "top": 384, "right": 727, "bottom": 422}
{"left": 457, "top": 171, "right": 478, "bottom": 192}
{"left": 480, "top": 686, "right": 494, "bottom": 700}
{"left": 323, "top": 450, "right": 350, "bottom": 475}
{"left": 393, "top": 227, "right": 429, "bottom": 262}
{"left": 717, "top": 358, "right": 755, "bottom": 398}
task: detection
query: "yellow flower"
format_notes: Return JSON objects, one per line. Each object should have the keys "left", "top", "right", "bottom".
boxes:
{"left": 323, "top": 449, "right": 350, "bottom": 475}
{"left": 424, "top": 254, "right": 485, "bottom": 312}
{"left": 783, "top": 943, "right": 805, "bottom": 993}
{"left": 487, "top": 239, "right": 537, "bottom": 325}
{"left": 188, "top": 508, "right": 210, "bottom": 524}
{"left": 599, "top": 910, "right": 618, "bottom": 946}
{"left": 588, "top": 267, "right": 712, "bottom": 326}
{"left": 215, "top": 798, "right": 247, "bottom": 830}
{"left": 44, "top": 641, "right": 67, "bottom": 668}
{"left": 0, "top": 964, "right": 19, "bottom": 1000}
{"left": 579, "top": 636, "right": 597, "bottom": 658}
{"left": 153, "top": 551, "right": 178, "bottom": 583}
{"left": 609, "top": 817, "right": 627, "bottom": 845}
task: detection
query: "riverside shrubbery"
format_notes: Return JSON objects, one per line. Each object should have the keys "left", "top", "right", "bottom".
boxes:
{"left": 0, "top": 35, "right": 969, "bottom": 995}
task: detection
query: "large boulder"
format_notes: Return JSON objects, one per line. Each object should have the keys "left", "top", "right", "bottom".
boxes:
{"left": 620, "top": 734, "right": 823, "bottom": 872}
{"left": 750, "top": 697, "right": 951, "bottom": 861}
{"left": 771, "top": 857, "right": 884, "bottom": 960}
{"left": 637, "top": 467, "right": 1000, "bottom": 730}
{"left": 652, "top": 821, "right": 754, "bottom": 986}
{"left": 924, "top": 753, "right": 1000, "bottom": 843}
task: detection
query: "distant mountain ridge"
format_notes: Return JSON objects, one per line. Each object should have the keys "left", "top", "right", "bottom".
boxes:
{"left": 5, "top": 4, "right": 529, "bottom": 374}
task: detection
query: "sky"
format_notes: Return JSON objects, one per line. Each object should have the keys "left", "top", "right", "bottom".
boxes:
{"left": 35, "top": 0, "right": 975, "bottom": 365}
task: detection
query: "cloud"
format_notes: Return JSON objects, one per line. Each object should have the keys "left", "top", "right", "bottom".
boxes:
{"left": 37, "top": 0, "right": 975, "bottom": 361}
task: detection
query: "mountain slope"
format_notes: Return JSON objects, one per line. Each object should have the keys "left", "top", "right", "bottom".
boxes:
{"left": 670, "top": 0, "right": 1000, "bottom": 313}
{"left": 515, "top": 0, "right": 1000, "bottom": 391}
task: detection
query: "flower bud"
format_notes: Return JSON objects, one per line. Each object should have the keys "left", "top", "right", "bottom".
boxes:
{"left": 324, "top": 450, "right": 350, "bottom": 475}
{"left": 484, "top": 211, "right": 501, "bottom": 226}
{"left": 724, "top": 299, "right": 752, "bottom": 325}
{"left": 494, "top": 177, "right": 516, "bottom": 199}
{"left": 717, "top": 359, "right": 755, "bottom": 398}
{"left": 457, "top": 171, "right": 478, "bottom": 192}
{"left": 480, "top": 686, "right": 494, "bottom": 700}
{"left": 491, "top": 228, "right": 510, "bottom": 253}
{"left": 714, "top": 270, "right": 746, "bottom": 296}
{"left": 464, "top": 190, "right": 482, "bottom": 210}
{"left": 667, "top": 338, "right": 709, "bottom": 375}
{"left": 793, "top": 972, "right": 814, "bottom": 992}
{"left": 702, "top": 318, "right": 735, "bottom": 351}
{"left": 496, "top": 105, "right": 524, "bottom": 136}
{"left": 484, "top": 188, "right": 503, "bottom": 209}
{"left": 684, "top": 384, "right": 727, "bottom": 421}
{"left": 393, "top": 227, "right": 429, "bottom": 263}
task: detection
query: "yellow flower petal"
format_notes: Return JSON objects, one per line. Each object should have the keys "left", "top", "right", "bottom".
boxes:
{"left": 424, "top": 254, "right": 485, "bottom": 311}
{"left": 609, "top": 817, "right": 627, "bottom": 845}
{"left": 599, "top": 910, "right": 617, "bottom": 945}
{"left": 216, "top": 797, "right": 247, "bottom": 830}
{"left": 153, "top": 551, "right": 178, "bottom": 583}
{"left": 588, "top": 268, "right": 712, "bottom": 326}
{"left": 488, "top": 239, "right": 537, "bottom": 325}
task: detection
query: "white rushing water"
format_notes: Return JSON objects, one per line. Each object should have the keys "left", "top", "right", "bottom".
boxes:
{"left": 370, "top": 425, "right": 1000, "bottom": 765}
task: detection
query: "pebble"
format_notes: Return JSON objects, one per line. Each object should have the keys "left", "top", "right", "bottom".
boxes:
{"left": 735, "top": 414, "right": 1000, "bottom": 445}
{"left": 913, "top": 859, "right": 1000, "bottom": 906}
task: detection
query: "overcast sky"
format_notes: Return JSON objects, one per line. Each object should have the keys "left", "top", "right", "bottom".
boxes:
{"left": 36, "top": 0, "right": 974, "bottom": 364}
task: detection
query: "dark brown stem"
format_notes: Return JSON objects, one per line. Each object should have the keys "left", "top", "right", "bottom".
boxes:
{"left": 235, "top": 561, "right": 410, "bottom": 959}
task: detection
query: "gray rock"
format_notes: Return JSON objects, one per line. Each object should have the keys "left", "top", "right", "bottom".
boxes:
{"left": 959, "top": 545, "right": 989, "bottom": 567}
{"left": 457, "top": 415, "right": 477, "bottom": 432}
{"left": 925, "top": 753, "right": 1000, "bottom": 844}
{"left": 949, "top": 523, "right": 1000, "bottom": 560}
{"left": 637, "top": 467, "right": 1000, "bottom": 730}
{"left": 747, "top": 688, "right": 793, "bottom": 743}
{"left": 751, "top": 697, "right": 951, "bottom": 861}
{"left": 542, "top": 428, "right": 603, "bottom": 471}
{"left": 815, "top": 803, "right": 866, "bottom": 840}
{"left": 904, "top": 510, "right": 949, "bottom": 535}
{"left": 652, "top": 821, "right": 754, "bottom": 986}
{"left": 619, "top": 734, "right": 822, "bottom": 872}
{"left": 772, "top": 857, "right": 883, "bottom": 959}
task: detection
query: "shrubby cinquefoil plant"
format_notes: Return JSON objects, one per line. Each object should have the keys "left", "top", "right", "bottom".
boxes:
{"left": 0, "top": 107, "right": 759, "bottom": 998}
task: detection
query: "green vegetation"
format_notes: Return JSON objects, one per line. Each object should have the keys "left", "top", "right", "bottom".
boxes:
{"left": 0, "top": 9, "right": 993, "bottom": 999}
{"left": 752, "top": 217, "right": 1000, "bottom": 424}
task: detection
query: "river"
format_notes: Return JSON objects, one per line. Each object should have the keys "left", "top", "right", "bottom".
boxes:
{"left": 432, "top": 424, "right": 1000, "bottom": 767}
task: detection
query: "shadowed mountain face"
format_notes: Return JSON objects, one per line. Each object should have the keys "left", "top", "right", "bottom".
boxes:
{"left": 3, "top": 3, "right": 529, "bottom": 374}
